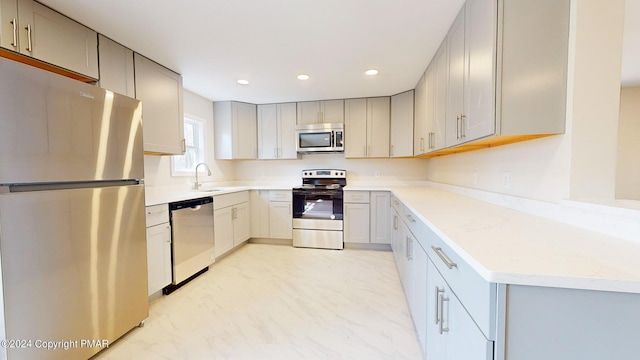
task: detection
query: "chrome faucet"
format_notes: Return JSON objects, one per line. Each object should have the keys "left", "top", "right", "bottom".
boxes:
{"left": 194, "top": 162, "right": 212, "bottom": 190}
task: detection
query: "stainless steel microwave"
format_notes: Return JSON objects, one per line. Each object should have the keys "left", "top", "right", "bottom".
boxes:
{"left": 295, "top": 123, "right": 344, "bottom": 154}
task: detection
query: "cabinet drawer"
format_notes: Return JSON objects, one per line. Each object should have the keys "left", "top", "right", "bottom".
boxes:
{"left": 146, "top": 204, "right": 169, "bottom": 227}
{"left": 269, "top": 190, "right": 292, "bottom": 202}
{"left": 214, "top": 191, "right": 250, "bottom": 210}
{"left": 427, "top": 232, "right": 497, "bottom": 340}
{"left": 390, "top": 194, "right": 402, "bottom": 214}
{"left": 344, "top": 191, "right": 370, "bottom": 203}
{"left": 402, "top": 205, "right": 431, "bottom": 241}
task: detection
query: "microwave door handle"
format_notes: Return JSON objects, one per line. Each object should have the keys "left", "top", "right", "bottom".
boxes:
{"left": 332, "top": 131, "right": 336, "bottom": 148}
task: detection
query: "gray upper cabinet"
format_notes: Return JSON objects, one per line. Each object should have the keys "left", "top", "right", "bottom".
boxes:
{"left": 214, "top": 101, "right": 257, "bottom": 160}
{"left": 413, "top": 72, "right": 428, "bottom": 155}
{"left": 445, "top": 7, "right": 466, "bottom": 147}
{"left": 344, "top": 97, "right": 390, "bottom": 158}
{"left": 98, "top": 35, "right": 134, "bottom": 97}
{"left": 390, "top": 90, "right": 414, "bottom": 158}
{"left": 0, "top": 0, "right": 18, "bottom": 50}
{"left": 134, "top": 53, "right": 185, "bottom": 155}
{"left": 297, "top": 99, "right": 344, "bottom": 124}
{"left": 257, "top": 102, "right": 298, "bottom": 160}
{"left": 427, "top": 0, "right": 569, "bottom": 157}
{"left": 499, "top": 0, "right": 569, "bottom": 136}
{"left": 0, "top": 0, "right": 99, "bottom": 79}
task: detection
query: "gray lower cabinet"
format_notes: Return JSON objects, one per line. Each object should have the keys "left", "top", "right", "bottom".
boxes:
{"left": 426, "top": 258, "right": 493, "bottom": 360}
{"left": 134, "top": 53, "right": 185, "bottom": 155}
{"left": 1, "top": 0, "right": 98, "bottom": 79}
{"left": 250, "top": 190, "right": 292, "bottom": 240}
{"left": 214, "top": 192, "right": 250, "bottom": 258}
{"left": 145, "top": 204, "right": 172, "bottom": 296}
{"left": 344, "top": 191, "right": 390, "bottom": 245}
{"left": 98, "top": 35, "right": 134, "bottom": 97}
{"left": 393, "top": 194, "right": 640, "bottom": 360}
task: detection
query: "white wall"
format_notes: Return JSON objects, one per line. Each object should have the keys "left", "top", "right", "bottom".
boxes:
{"left": 616, "top": 86, "right": 640, "bottom": 200}
{"left": 144, "top": 90, "right": 234, "bottom": 187}
{"left": 426, "top": 135, "right": 571, "bottom": 202}
{"left": 234, "top": 155, "right": 428, "bottom": 185}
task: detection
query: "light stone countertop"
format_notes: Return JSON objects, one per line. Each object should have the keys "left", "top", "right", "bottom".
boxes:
{"left": 390, "top": 187, "right": 640, "bottom": 294}
{"left": 144, "top": 183, "right": 640, "bottom": 294}
{"left": 144, "top": 183, "right": 294, "bottom": 206}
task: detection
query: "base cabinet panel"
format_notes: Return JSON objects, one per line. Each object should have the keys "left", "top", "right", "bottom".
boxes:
{"left": 146, "top": 223, "right": 171, "bottom": 295}
{"left": 214, "top": 207, "right": 234, "bottom": 257}
{"left": 344, "top": 202, "right": 370, "bottom": 243}
{"left": 426, "top": 258, "right": 493, "bottom": 360}
{"left": 269, "top": 201, "right": 292, "bottom": 239}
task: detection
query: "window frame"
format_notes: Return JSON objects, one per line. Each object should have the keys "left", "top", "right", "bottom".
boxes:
{"left": 171, "top": 115, "right": 208, "bottom": 177}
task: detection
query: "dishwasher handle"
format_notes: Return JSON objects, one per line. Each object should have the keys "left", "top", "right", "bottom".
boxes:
{"left": 169, "top": 196, "right": 213, "bottom": 211}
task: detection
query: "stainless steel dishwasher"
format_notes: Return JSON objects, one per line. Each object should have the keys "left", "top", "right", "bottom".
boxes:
{"left": 164, "top": 196, "right": 215, "bottom": 294}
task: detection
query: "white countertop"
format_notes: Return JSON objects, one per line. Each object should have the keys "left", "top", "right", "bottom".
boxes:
{"left": 144, "top": 183, "right": 640, "bottom": 294}
{"left": 144, "top": 184, "right": 293, "bottom": 206}
{"left": 391, "top": 187, "right": 640, "bottom": 294}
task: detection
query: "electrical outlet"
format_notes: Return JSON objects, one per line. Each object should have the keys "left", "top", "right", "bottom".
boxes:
{"left": 473, "top": 171, "right": 478, "bottom": 185}
{"left": 374, "top": 171, "right": 381, "bottom": 178}
{"left": 503, "top": 172, "right": 511, "bottom": 189}
{"left": 261, "top": 170, "right": 268, "bottom": 177}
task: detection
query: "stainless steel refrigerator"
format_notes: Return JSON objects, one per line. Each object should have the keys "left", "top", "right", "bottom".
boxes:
{"left": 0, "top": 57, "right": 149, "bottom": 359}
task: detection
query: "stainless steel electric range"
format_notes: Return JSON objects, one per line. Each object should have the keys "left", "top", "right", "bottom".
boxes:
{"left": 292, "top": 169, "right": 346, "bottom": 250}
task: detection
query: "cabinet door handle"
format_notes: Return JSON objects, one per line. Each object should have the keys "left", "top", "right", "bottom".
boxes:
{"left": 460, "top": 114, "right": 466, "bottom": 139}
{"left": 390, "top": 144, "right": 394, "bottom": 157}
{"left": 181, "top": 139, "right": 186, "bottom": 153}
{"left": 408, "top": 237, "right": 413, "bottom": 260}
{"left": 405, "top": 214, "right": 416, "bottom": 223}
{"left": 420, "top": 137, "right": 425, "bottom": 152}
{"left": 456, "top": 115, "right": 461, "bottom": 140}
{"left": 25, "top": 24, "right": 33, "bottom": 52}
{"left": 435, "top": 287, "right": 445, "bottom": 324}
{"left": 147, "top": 209, "right": 166, "bottom": 215}
{"left": 273, "top": 148, "right": 277, "bottom": 158}
{"left": 405, "top": 236, "right": 413, "bottom": 260}
{"left": 278, "top": 147, "right": 282, "bottom": 158}
{"left": 10, "top": 18, "right": 17, "bottom": 47}
{"left": 405, "top": 236, "right": 410, "bottom": 259}
{"left": 431, "top": 246, "right": 458, "bottom": 269}
{"left": 393, "top": 215, "right": 398, "bottom": 230}
{"left": 439, "top": 294, "right": 450, "bottom": 334}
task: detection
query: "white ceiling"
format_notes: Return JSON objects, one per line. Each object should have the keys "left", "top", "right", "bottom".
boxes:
{"left": 39, "top": 0, "right": 640, "bottom": 104}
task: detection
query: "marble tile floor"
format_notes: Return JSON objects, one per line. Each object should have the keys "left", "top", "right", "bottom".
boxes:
{"left": 93, "top": 244, "right": 422, "bottom": 360}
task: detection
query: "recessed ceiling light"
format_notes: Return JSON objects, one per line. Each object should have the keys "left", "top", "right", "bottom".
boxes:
{"left": 237, "top": 79, "right": 250, "bottom": 85}
{"left": 297, "top": 74, "right": 310, "bottom": 80}
{"left": 365, "top": 69, "right": 379, "bottom": 76}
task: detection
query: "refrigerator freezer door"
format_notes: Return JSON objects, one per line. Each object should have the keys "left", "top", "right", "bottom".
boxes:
{"left": 0, "top": 57, "right": 144, "bottom": 184}
{"left": 0, "top": 185, "right": 148, "bottom": 360}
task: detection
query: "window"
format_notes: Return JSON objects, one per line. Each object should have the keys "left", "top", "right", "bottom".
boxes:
{"left": 172, "top": 117, "right": 206, "bottom": 176}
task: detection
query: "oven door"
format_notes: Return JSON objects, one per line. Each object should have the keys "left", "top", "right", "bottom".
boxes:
{"left": 292, "top": 189, "right": 343, "bottom": 220}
